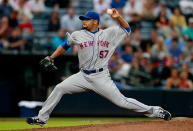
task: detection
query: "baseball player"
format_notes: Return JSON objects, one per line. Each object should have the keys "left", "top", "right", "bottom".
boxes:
{"left": 27, "top": 9, "right": 171, "bottom": 126}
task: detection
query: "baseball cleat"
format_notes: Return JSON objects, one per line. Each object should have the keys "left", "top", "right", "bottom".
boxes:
{"left": 26, "top": 117, "right": 46, "bottom": 126}
{"left": 158, "top": 108, "right": 172, "bottom": 121}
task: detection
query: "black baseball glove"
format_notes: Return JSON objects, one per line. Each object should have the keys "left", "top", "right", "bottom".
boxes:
{"left": 39, "top": 56, "right": 58, "bottom": 72}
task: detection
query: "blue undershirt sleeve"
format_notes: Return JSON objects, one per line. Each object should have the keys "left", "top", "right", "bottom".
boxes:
{"left": 61, "top": 40, "right": 71, "bottom": 51}
{"left": 124, "top": 27, "right": 131, "bottom": 33}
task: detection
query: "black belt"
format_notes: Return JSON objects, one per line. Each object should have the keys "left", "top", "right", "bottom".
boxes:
{"left": 82, "top": 68, "right": 103, "bottom": 75}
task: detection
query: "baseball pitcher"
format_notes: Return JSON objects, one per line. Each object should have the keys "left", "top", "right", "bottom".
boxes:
{"left": 27, "top": 9, "right": 171, "bottom": 126}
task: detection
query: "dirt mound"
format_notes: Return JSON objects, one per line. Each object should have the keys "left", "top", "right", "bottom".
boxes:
{"left": 15, "top": 118, "right": 193, "bottom": 131}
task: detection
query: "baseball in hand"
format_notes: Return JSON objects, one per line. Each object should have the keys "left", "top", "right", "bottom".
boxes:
{"left": 107, "top": 9, "right": 113, "bottom": 15}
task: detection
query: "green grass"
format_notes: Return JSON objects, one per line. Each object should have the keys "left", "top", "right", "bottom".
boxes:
{"left": 0, "top": 117, "right": 158, "bottom": 130}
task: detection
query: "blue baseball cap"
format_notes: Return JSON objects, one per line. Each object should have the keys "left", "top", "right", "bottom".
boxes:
{"left": 79, "top": 11, "right": 100, "bottom": 23}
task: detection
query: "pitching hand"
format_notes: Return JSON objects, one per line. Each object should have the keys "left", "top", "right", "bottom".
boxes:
{"left": 111, "top": 8, "right": 121, "bottom": 19}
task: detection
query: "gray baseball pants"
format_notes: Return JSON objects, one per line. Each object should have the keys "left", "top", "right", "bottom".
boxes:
{"left": 38, "top": 69, "right": 159, "bottom": 122}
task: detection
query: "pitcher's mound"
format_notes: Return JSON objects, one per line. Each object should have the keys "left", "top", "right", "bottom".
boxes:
{"left": 20, "top": 118, "right": 193, "bottom": 131}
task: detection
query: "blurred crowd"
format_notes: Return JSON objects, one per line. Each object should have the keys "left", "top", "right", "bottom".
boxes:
{"left": 0, "top": 0, "right": 193, "bottom": 90}
{"left": 105, "top": 0, "right": 193, "bottom": 90}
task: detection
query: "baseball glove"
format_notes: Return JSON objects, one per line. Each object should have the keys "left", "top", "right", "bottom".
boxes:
{"left": 39, "top": 56, "right": 58, "bottom": 72}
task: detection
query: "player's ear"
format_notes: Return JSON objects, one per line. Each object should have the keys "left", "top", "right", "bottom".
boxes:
{"left": 93, "top": 20, "right": 98, "bottom": 25}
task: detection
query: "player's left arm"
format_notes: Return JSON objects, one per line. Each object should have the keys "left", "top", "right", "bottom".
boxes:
{"left": 39, "top": 31, "right": 79, "bottom": 71}
{"left": 111, "top": 8, "right": 130, "bottom": 31}
{"left": 50, "top": 41, "right": 70, "bottom": 59}
{"left": 39, "top": 41, "right": 70, "bottom": 72}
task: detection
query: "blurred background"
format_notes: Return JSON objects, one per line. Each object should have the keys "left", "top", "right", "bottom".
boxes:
{"left": 0, "top": 0, "right": 193, "bottom": 118}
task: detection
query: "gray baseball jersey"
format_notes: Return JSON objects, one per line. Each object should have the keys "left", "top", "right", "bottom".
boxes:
{"left": 37, "top": 26, "right": 163, "bottom": 122}
{"left": 68, "top": 26, "right": 129, "bottom": 70}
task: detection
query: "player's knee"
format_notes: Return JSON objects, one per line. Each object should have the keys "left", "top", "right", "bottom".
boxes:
{"left": 55, "top": 83, "right": 72, "bottom": 94}
{"left": 55, "top": 84, "right": 63, "bottom": 92}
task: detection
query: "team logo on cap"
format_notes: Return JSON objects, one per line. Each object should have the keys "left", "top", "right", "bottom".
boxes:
{"left": 85, "top": 11, "right": 88, "bottom": 15}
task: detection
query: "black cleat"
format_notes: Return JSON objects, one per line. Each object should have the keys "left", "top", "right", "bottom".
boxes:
{"left": 158, "top": 109, "right": 172, "bottom": 121}
{"left": 26, "top": 117, "right": 46, "bottom": 126}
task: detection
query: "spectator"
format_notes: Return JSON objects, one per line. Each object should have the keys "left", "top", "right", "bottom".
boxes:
{"left": 128, "top": 13, "right": 141, "bottom": 32}
{"left": 178, "top": 53, "right": 187, "bottom": 67}
{"left": 164, "top": 0, "right": 179, "bottom": 9}
{"left": 29, "top": 0, "right": 45, "bottom": 15}
{"left": 94, "top": 0, "right": 110, "bottom": 15}
{"left": 179, "top": 71, "right": 192, "bottom": 89}
{"left": 0, "top": 16, "right": 13, "bottom": 37}
{"left": 8, "top": 10, "right": 19, "bottom": 28}
{"left": 166, "top": 68, "right": 180, "bottom": 89}
{"left": 161, "top": 55, "right": 178, "bottom": 80}
{"left": 108, "top": 51, "right": 124, "bottom": 81}
{"left": 0, "top": 0, "right": 13, "bottom": 18}
{"left": 44, "top": 0, "right": 70, "bottom": 9}
{"left": 93, "top": 0, "right": 112, "bottom": 29}
{"left": 19, "top": 16, "right": 33, "bottom": 34}
{"left": 162, "top": 20, "right": 181, "bottom": 38}
{"left": 52, "top": 29, "right": 78, "bottom": 53}
{"left": 123, "top": 0, "right": 142, "bottom": 22}
{"left": 128, "top": 57, "right": 151, "bottom": 87}
{"left": 140, "top": 52, "right": 151, "bottom": 68}
{"left": 134, "top": 48, "right": 143, "bottom": 60}
{"left": 140, "top": 40, "right": 152, "bottom": 54}
{"left": 13, "top": 0, "right": 33, "bottom": 20}
{"left": 52, "top": 29, "right": 66, "bottom": 50}
{"left": 148, "top": 29, "right": 158, "bottom": 46}
{"left": 19, "top": 15, "right": 33, "bottom": 50}
{"left": 147, "top": 42, "right": 153, "bottom": 56}
{"left": 182, "top": 39, "right": 193, "bottom": 57}
{"left": 152, "top": 37, "right": 169, "bottom": 60}
{"left": 170, "top": 7, "right": 187, "bottom": 30}
{"left": 165, "top": 30, "right": 185, "bottom": 49}
{"left": 179, "top": 0, "right": 193, "bottom": 20}
{"left": 145, "top": 61, "right": 161, "bottom": 87}
{"left": 0, "top": 35, "right": 9, "bottom": 49}
{"left": 54, "top": 0, "right": 71, "bottom": 8}
{"left": 169, "top": 38, "right": 182, "bottom": 59}
{"left": 121, "top": 35, "right": 139, "bottom": 52}
{"left": 121, "top": 44, "right": 134, "bottom": 63}
{"left": 185, "top": 52, "right": 193, "bottom": 74}
{"left": 155, "top": 9, "right": 169, "bottom": 29}
{"left": 111, "top": 0, "right": 126, "bottom": 9}
{"left": 44, "top": 0, "right": 57, "bottom": 8}
{"left": 60, "top": 8, "right": 81, "bottom": 33}
{"left": 123, "top": 0, "right": 142, "bottom": 16}
{"left": 153, "top": 1, "right": 172, "bottom": 20}
{"left": 180, "top": 63, "right": 193, "bottom": 82}
{"left": 8, "top": 28, "right": 27, "bottom": 50}
{"left": 130, "top": 29, "right": 141, "bottom": 50}
{"left": 48, "top": 11, "right": 60, "bottom": 32}
{"left": 141, "top": 0, "right": 155, "bottom": 20}
{"left": 183, "top": 17, "right": 193, "bottom": 41}
{"left": 0, "top": 40, "right": 3, "bottom": 49}
{"left": 117, "top": 35, "right": 137, "bottom": 55}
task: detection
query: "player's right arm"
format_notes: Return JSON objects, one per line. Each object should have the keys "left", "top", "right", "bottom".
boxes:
{"left": 104, "top": 9, "right": 131, "bottom": 46}
{"left": 111, "top": 8, "right": 130, "bottom": 29}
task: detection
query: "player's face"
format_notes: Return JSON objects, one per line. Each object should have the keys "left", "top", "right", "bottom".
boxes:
{"left": 83, "top": 19, "right": 98, "bottom": 31}
{"left": 83, "top": 19, "right": 94, "bottom": 30}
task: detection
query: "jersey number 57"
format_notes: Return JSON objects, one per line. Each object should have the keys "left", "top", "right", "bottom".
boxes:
{"left": 99, "top": 50, "right": 109, "bottom": 59}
